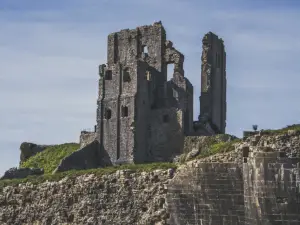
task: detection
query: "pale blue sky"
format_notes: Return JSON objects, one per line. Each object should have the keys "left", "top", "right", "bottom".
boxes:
{"left": 0, "top": 0, "right": 299, "bottom": 175}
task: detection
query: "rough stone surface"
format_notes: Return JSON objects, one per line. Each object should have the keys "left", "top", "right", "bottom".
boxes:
{"left": 198, "top": 32, "right": 226, "bottom": 134}
{"left": 1, "top": 132, "right": 300, "bottom": 225}
{"left": 0, "top": 167, "right": 44, "bottom": 180}
{"left": 54, "top": 140, "right": 109, "bottom": 173}
{"left": 79, "top": 131, "right": 97, "bottom": 148}
{"left": 0, "top": 169, "right": 173, "bottom": 225}
{"left": 19, "top": 142, "right": 51, "bottom": 165}
{"left": 167, "top": 163, "right": 245, "bottom": 225}
{"left": 95, "top": 22, "right": 226, "bottom": 166}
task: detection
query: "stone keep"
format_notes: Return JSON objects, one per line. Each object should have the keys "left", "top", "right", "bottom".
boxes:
{"left": 96, "top": 22, "right": 194, "bottom": 165}
{"left": 199, "top": 32, "right": 227, "bottom": 134}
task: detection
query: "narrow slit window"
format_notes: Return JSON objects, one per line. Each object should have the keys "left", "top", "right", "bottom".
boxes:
{"left": 142, "top": 45, "right": 148, "bottom": 54}
{"left": 105, "top": 70, "right": 112, "bottom": 80}
{"left": 145, "top": 71, "right": 151, "bottom": 81}
{"left": 121, "top": 106, "right": 128, "bottom": 117}
{"left": 105, "top": 108, "right": 112, "bottom": 119}
{"left": 163, "top": 114, "right": 169, "bottom": 123}
{"left": 123, "top": 68, "right": 131, "bottom": 82}
{"left": 173, "top": 88, "right": 178, "bottom": 98}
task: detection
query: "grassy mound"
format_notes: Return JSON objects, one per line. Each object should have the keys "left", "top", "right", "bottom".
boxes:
{"left": 0, "top": 162, "right": 176, "bottom": 188}
{"left": 20, "top": 143, "right": 80, "bottom": 174}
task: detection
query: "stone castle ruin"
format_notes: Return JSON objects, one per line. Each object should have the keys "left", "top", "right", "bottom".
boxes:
{"left": 2, "top": 22, "right": 300, "bottom": 225}
{"left": 80, "top": 21, "right": 227, "bottom": 166}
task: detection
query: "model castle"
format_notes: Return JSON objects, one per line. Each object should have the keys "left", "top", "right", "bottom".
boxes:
{"left": 82, "top": 21, "right": 227, "bottom": 165}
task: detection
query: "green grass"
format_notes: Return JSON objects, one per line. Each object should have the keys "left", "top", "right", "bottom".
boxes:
{"left": 196, "top": 139, "right": 240, "bottom": 159}
{"left": 180, "top": 135, "right": 240, "bottom": 162}
{"left": 0, "top": 162, "right": 177, "bottom": 189}
{"left": 262, "top": 124, "right": 300, "bottom": 135}
{"left": 20, "top": 143, "right": 80, "bottom": 174}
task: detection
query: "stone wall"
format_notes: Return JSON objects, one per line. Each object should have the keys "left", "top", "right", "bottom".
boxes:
{"left": 242, "top": 130, "right": 300, "bottom": 225}
{"left": 244, "top": 152, "right": 300, "bottom": 225}
{"left": 199, "top": 32, "right": 226, "bottom": 134}
{"left": 167, "top": 162, "right": 245, "bottom": 225}
{"left": 79, "top": 131, "right": 97, "bottom": 148}
{"left": 54, "top": 140, "right": 100, "bottom": 173}
{"left": 1, "top": 132, "right": 300, "bottom": 225}
{"left": 147, "top": 108, "right": 184, "bottom": 162}
{"left": 0, "top": 169, "right": 173, "bottom": 225}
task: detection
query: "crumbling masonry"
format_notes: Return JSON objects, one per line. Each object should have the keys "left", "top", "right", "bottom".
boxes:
{"left": 81, "top": 21, "right": 227, "bottom": 165}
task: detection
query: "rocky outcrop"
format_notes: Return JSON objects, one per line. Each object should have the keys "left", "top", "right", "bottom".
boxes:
{"left": 0, "top": 169, "right": 174, "bottom": 225}
{"left": 20, "top": 142, "right": 52, "bottom": 165}
{"left": 0, "top": 167, "right": 44, "bottom": 180}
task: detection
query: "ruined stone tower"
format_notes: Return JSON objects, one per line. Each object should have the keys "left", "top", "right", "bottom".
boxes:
{"left": 198, "top": 32, "right": 227, "bottom": 134}
{"left": 96, "top": 22, "right": 193, "bottom": 165}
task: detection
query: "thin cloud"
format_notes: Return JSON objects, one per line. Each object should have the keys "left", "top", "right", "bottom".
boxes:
{"left": 0, "top": 1, "right": 299, "bottom": 175}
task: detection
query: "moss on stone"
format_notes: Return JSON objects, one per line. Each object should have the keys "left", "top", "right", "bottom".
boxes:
{"left": 20, "top": 143, "right": 80, "bottom": 174}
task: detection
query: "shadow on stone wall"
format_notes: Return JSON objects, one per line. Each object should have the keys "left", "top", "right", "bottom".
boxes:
{"left": 146, "top": 107, "right": 185, "bottom": 163}
{"left": 54, "top": 141, "right": 112, "bottom": 173}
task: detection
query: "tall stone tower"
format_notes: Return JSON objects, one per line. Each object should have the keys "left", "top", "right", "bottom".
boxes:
{"left": 96, "top": 22, "right": 193, "bottom": 165}
{"left": 199, "top": 32, "right": 227, "bottom": 133}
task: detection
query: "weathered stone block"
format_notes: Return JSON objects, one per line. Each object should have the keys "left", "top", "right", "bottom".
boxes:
{"left": 1, "top": 167, "right": 44, "bottom": 180}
